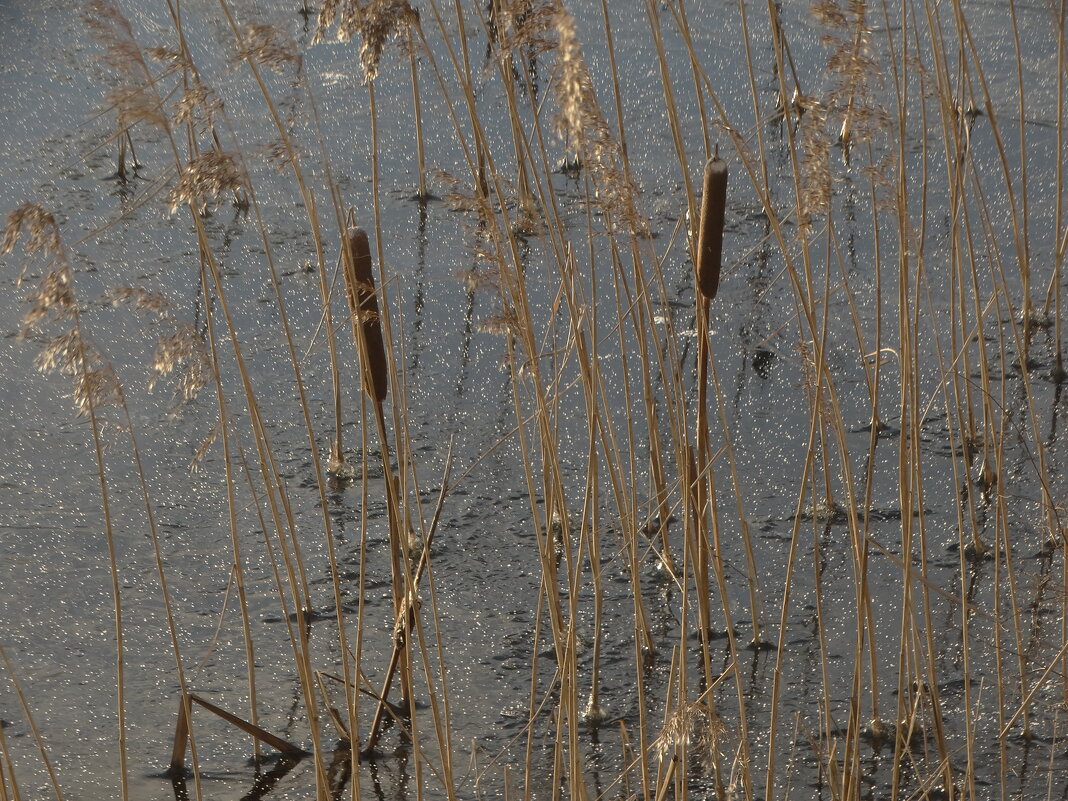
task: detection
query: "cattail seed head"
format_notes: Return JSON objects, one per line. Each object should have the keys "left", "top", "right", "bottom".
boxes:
{"left": 343, "top": 227, "right": 389, "bottom": 403}
{"left": 696, "top": 156, "right": 727, "bottom": 301}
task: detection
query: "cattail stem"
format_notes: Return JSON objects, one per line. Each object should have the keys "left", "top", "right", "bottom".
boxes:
{"left": 340, "top": 222, "right": 416, "bottom": 747}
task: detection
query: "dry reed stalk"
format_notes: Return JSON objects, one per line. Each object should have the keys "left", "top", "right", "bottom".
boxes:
{"left": 0, "top": 648, "right": 65, "bottom": 801}
{"left": 0, "top": 716, "right": 20, "bottom": 801}
{"left": 216, "top": 12, "right": 370, "bottom": 779}
{"left": 407, "top": 27, "right": 429, "bottom": 200}
{"left": 696, "top": 155, "right": 727, "bottom": 302}
{"left": 3, "top": 203, "right": 130, "bottom": 801}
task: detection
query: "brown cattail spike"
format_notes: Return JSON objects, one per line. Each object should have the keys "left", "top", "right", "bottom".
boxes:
{"left": 343, "top": 227, "right": 389, "bottom": 403}
{"left": 696, "top": 155, "right": 728, "bottom": 301}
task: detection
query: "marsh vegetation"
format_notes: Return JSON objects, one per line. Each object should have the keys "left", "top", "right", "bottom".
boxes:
{"left": 1, "top": 0, "right": 1067, "bottom": 799}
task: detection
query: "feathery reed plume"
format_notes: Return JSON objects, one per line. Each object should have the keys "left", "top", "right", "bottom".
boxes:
{"left": 145, "top": 45, "right": 186, "bottom": 68}
{"left": 4, "top": 205, "right": 77, "bottom": 333}
{"left": 37, "top": 333, "right": 126, "bottom": 417}
{"left": 797, "top": 100, "right": 831, "bottom": 228}
{"left": 109, "top": 287, "right": 211, "bottom": 405}
{"left": 104, "top": 86, "right": 169, "bottom": 130}
{"left": 551, "top": 7, "right": 646, "bottom": 234}
{"left": 812, "top": 0, "right": 887, "bottom": 146}
{"left": 174, "top": 80, "right": 223, "bottom": 130}
{"left": 342, "top": 226, "right": 389, "bottom": 402}
{"left": 237, "top": 24, "right": 301, "bottom": 74}
{"left": 148, "top": 324, "right": 210, "bottom": 403}
{"left": 84, "top": 0, "right": 169, "bottom": 129}
{"left": 315, "top": 0, "right": 418, "bottom": 82}
{"left": 2, "top": 203, "right": 63, "bottom": 260}
{"left": 313, "top": 0, "right": 353, "bottom": 44}
{"left": 169, "top": 150, "right": 246, "bottom": 215}
{"left": 652, "top": 701, "right": 710, "bottom": 758}
{"left": 4, "top": 204, "right": 125, "bottom": 417}
{"left": 356, "top": 1, "right": 418, "bottom": 82}
{"left": 21, "top": 273, "right": 76, "bottom": 331}
{"left": 696, "top": 155, "right": 727, "bottom": 301}
{"left": 489, "top": 0, "right": 557, "bottom": 59}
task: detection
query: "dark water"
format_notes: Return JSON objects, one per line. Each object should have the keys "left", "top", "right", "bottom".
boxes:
{"left": 2, "top": 0, "right": 1067, "bottom": 799}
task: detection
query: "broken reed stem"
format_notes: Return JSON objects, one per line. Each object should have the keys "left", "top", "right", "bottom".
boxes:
{"left": 696, "top": 154, "right": 727, "bottom": 301}
{"left": 171, "top": 694, "right": 308, "bottom": 767}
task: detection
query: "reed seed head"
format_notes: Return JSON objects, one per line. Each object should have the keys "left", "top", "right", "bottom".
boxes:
{"left": 110, "top": 286, "right": 210, "bottom": 405}
{"left": 174, "top": 81, "right": 223, "bottom": 129}
{"left": 490, "top": 0, "right": 557, "bottom": 57}
{"left": 150, "top": 323, "right": 211, "bottom": 403}
{"left": 36, "top": 331, "right": 125, "bottom": 417}
{"left": 315, "top": 0, "right": 417, "bottom": 81}
{"left": 24, "top": 269, "right": 78, "bottom": 330}
{"left": 108, "top": 286, "right": 172, "bottom": 315}
{"left": 169, "top": 151, "right": 246, "bottom": 215}
{"left": 798, "top": 101, "right": 831, "bottom": 228}
{"left": 3, "top": 204, "right": 80, "bottom": 333}
{"left": 106, "top": 86, "right": 169, "bottom": 129}
{"left": 550, "top": 6, "right": 646, "bottom": 235}
{"left": 85, "top": 0, "right": 168, "bottom": 130}
{"left": 3, "top": 203, "right": 63, "bottom": 259}
{"left": 238, "top": 24, "right": 301, "bottom": 74}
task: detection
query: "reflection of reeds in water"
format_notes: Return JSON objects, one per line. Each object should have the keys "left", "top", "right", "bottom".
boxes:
{"left": 3, "top": 1, "right": 1068, "bottom": 800}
